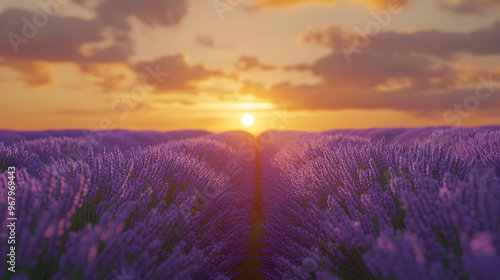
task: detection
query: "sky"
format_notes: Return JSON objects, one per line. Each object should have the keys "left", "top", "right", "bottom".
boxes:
{"left": 1, "top": 0, "right": 499, "bottom": 134}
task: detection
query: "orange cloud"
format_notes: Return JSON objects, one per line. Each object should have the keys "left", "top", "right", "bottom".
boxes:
{"left": 239, "top": 50, "right": 500, "bottom": 112}
{"left": 253, "top": 0, "right": 406, "bottom": 9}
{"left": 254, "top": 0, "right": 333, "bottom": 8}
{"left": 133, "top": 54, "right": 226, "bottom": 94}
{"left": 285, "top": 52, "right": 458, "bottom": 90}
{"left": 0, "top": 58, "right": 52, "bottom": 86}
{"left": 440, "top": 0, "right": 500, "bottom": 15}
{"left": 95, "top": 0, "right": 188, "bottom": 28}
{"left": 299, "top": 21, "right": 500, "bottom": 56}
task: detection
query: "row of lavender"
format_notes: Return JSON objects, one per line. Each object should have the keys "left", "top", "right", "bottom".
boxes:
{"left": 0, "top": 130, "right": 256, "bottom": 279}
{"left": 259, "top": 127, "right": 500, "bottom": 280}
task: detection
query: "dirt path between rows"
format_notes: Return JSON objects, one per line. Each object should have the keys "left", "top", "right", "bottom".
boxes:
{"left": 234, "top": 139, "right": 266, "bottom": 279}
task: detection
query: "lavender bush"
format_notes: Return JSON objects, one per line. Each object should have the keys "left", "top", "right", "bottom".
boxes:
{"left": 0, "top": 131, "right": 254, "bottom": 280}
{"left": 259, "top": 128, "right": 500, "bottom": 280}
{"left": 1, "top": 127, "right": 499, "bottom": 279}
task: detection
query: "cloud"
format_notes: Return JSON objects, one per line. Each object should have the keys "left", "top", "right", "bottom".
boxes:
{"left": 440, "top": 0, "right": 500, "bottom": 15}
{"left": 133, "top": 54, "right": 225, "bottom": 94}
{"left": 283, "top": 63, "right": 310, "bottom": 71}
{"left": 242, "top": 80, "right": 500, "bottom": 112}
{"left": 240, "top": 51, "right": 500, "bottom": 112}
{"left": 93, "top": 71, "right": 129, "bottom": 93}
{"left": 234, "top": 56, "right": 276, "bottom": 71}
{"left": 0, "top": 58, "right": 52, "bottom": 85}
{"left": 0, "top": 0, "right": 190, "bottom": 62}
{"left": 287, "top": 52, "right": 458, "bottom": 90}
{"left": 292, "top": 21, "right": 500, "bottom": 113}
{"left": 95, "top": 0, "right": 188, "bottom": 29}
{"left": 0, "top": 6, "right": 223, "bottom": 92}
{"left": 195, "top": 35, "right": 216, "bottom": 48}
{"left": 299, "top": 26, "right": 354, "bottom": 48}
{"left": 0, "top": 8, "right": 131, "bottom": 86}
{"left": 299, "top": 21, "right": 500, "bottom": 57}
{"left": 349, "top": 0, "right": 408, "bottom": 9}
{"left": 0, "top": 9, "right": 130, "bottom": 63}
{"left": 0, "top": 0, "right": 190, "bottom": 87}
{"left": 195, "top": 35, "right": 230, "bottom": 49}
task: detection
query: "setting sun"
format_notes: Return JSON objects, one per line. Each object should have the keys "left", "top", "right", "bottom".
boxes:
{"left": 241, "top": 113, "right": 255, "bottom": 127}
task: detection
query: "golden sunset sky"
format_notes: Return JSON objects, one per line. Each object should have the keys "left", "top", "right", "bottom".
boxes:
{"left": 1, "top": 0, "right": 499, "bottom": 134}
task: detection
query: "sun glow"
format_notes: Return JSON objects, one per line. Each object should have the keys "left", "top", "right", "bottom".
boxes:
{"left": 241, "top": 113, "right": 255, "bottom": 127}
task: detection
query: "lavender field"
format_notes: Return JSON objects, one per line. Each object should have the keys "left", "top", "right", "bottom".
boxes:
{"left": 1, "top": 127, "right": 500, "bottom": 280}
